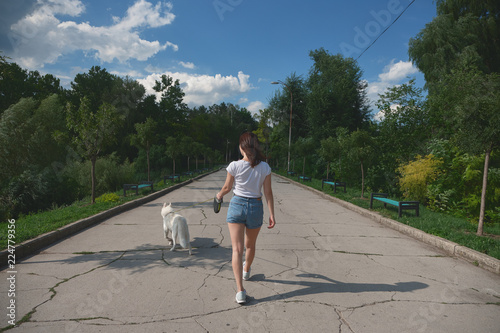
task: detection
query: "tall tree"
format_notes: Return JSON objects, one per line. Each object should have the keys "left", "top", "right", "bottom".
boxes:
{"left": 70, "top": 66, "right": 118, "bottom": 112}
{"left": 408, "top": 0, "right": 500, "bottom": 234}
{"left": 0, "top": 60, "right": 62, "bottom": 114}
{"left": 165, "top": 136, "right": 182, "bottom": 178}
{"left": 348, "top": 130, "right": 374, "bottom": 199}
{"left": 435, "top": 67, "right": 500, "bottom": 235}
{"left": 319, "top": 137, "right": 340, "bottom": 180}
{"left": 130, "top": 118, "right": 158, "bottom": 181}
{"left": 409, "top": 0, "right": 500, "bottom": 91}
{"left": 307, "top": 48, "right": 370, "bottom": 140}
{"left": 375, "top": 79, "right": 430, "bottom": 188}
{"left": 154, "top": 75, "right": 188, "bottom": 137}
{"left": 66, "top": 97, "right": 123, "bottom": 204}
{"left": 268, "top": 73, "right": 309, "bottom": 139}
{"left": 293, "top": 137, "right": 315, "bottom": 176}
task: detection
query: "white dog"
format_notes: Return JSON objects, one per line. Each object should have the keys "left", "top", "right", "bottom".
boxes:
{"left": 161, "top": 203, "right": 192, "bottom": 255}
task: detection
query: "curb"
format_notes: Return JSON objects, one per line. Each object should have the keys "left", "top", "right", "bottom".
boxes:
{"left": 274, "top": 173, "right": 500, "bottom": 275}
{"left": 0, "top": 169, "right": 221, "bottom": 267}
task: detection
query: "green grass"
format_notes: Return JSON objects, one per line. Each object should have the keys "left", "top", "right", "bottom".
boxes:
{"left": 0, "top": 169, "right": 215, "bottom": 250}
{"left": 281, "top": 172, "right": 500, "bottom": 260}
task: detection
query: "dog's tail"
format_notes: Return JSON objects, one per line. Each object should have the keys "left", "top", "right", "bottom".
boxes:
{"left": 177, "top": 217, "right": 191, "bottom": 250}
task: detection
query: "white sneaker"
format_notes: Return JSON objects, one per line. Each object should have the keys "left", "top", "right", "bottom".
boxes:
{"left": 235, "top": 290, "right": 247, "bottom": 304}
{"left": 243, "top": 261, "right": 251, "bottom": 280}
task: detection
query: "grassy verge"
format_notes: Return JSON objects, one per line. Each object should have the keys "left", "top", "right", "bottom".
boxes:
{"left": 0, "top": 169, "right": 215, "bottom": 250}
{"left": 279, "top": 172, "right": 500, "bottom": 260}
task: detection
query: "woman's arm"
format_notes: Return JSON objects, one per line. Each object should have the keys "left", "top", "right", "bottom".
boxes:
{"left": 217, "top": 172, "right": 234, "bottom": 200}
{"left": 263, "top": 174, "right": 276, "bottom": 229}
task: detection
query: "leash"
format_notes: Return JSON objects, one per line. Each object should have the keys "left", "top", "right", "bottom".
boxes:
{"left": 172, "top": 197, "right": 214, "bottom": 214}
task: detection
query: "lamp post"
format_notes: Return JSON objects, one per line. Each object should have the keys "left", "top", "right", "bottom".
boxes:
{"left": 271, "top": 80, "right": 293, "bottom": 172}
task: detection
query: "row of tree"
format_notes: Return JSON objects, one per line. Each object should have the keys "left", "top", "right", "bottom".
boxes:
{"left": 0, "top": 57, "right": 257, "bottom": 219}
{"left": 1, "top": 0, "right": 498, "bottom": 236}
{"left": 263, "top": 0, "right": 499, "bottom": 236}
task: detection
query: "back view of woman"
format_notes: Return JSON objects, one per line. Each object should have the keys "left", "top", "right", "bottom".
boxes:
{"left": 216, "top": 132, "right": 276, "bottom": 304}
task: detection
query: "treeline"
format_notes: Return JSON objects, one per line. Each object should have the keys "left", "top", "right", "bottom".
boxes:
{"left": 1, "top": 0, "right": 499, "bottom": 236}
{"left": 264, "top": 0, "right": 500, "bottom": 236}
{"left": 0, "top": 59, "right": 257, "bottom": 219}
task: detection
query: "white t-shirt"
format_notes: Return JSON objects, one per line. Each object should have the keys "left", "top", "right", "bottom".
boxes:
{"left": 226, "top": 160, "right": 271, "bottom": 198}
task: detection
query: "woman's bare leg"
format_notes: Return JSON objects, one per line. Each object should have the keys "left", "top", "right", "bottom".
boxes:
{"left": 228, "top": 223, "right": 246, "bottom": 292}
{"left": 244, "top": 227, "right": 261, "bottom": 272}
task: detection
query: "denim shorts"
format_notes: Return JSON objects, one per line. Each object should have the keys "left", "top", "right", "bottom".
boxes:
{"left": 227, "top": 196, "right": 264, "bottom": 229}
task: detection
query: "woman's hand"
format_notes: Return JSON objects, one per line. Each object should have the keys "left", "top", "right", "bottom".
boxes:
{"left": 268, "top": 216, "right": 276, "bottom": 229}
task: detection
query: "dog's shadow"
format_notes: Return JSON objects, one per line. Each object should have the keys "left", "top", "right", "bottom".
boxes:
{"left": 245, "top": 273, "right": 428, "bottom": 305}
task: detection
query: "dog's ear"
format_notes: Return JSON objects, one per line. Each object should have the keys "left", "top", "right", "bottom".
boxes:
{"left": 163, "top": 202, "right": 167, "bottom": 207}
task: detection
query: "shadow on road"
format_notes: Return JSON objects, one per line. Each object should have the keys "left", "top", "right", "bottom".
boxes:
{"left": 248, "top": 273, "right": 428, "bottom": 304}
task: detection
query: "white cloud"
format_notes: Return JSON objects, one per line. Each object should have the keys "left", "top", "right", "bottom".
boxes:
{"left": 366, "top": 59, "right": 418, "bottom": 112}
{"left": 8, "top": 0, "right": 177, "bottom": 69}
{"left": 247, "top": 101, "right": 265, "bottom": 115}
{"left": 179, "top": 61, "right": 195, "bottom": 69}
{"left": 137, "top": 70, "right": 255, "bottom": 107}
{"left": 378, "top": 60, "right": 418, "bottom": 82}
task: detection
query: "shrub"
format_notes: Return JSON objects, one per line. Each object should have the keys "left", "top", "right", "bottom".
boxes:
{"left": 397, "top": 154, "right": 443, "bottom": 203}
{"left": 95, "top": 193, "right": 120, "bottom": 203}
{"left": 64, "top": 153, "right": 135, "bottom": 198}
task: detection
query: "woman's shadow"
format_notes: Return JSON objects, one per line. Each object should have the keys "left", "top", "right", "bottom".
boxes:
{"left": 247, "top": 273, "right": 428, "bottom": 304}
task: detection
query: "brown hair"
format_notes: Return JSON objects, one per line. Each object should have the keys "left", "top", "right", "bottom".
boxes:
{"left": 239, "top": 132, "right": 266, "bottom": 168}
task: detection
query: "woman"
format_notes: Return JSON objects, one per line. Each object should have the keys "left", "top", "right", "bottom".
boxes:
{"left": 216, "top": 132, "right": 276, "bottom": 304}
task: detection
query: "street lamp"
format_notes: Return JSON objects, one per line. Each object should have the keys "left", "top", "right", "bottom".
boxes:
{"left": 271, "top": 80, "right": 293, "bottom": 172}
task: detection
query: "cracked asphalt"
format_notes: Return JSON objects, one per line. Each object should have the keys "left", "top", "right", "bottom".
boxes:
{"left": 1, "top": 169, "right": 499, "bottom": 332}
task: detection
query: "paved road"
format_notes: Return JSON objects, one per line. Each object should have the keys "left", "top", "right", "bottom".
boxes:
{"left": 1, "top": 169, "right": 499, "bottom": 332}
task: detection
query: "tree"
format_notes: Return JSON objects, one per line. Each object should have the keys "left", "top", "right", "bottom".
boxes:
{"left": 293, "top": 137, "right": 315, "bottom": 176}
{"left": 319, "top": 137, "right": 339, "bottom": 180}
{"left": 254, "top": 108, "right": 273, "bottom": 161}
{"left": 409, "top": 0, "right": 500, "bottom": 90}
{"left": 130, "top": 118, "right": 158, "bottom": 181}
{"left": 180, "top": 136, "right": 195, "bottom": 172}
{"left": 374, "top": 79, "right": 430, "bottom": 191}
{"left": 66, "top": 97, "right": 123, "bottom": 204}
{"left": 154, "top": 75, "right": 188, "bottom": 137}
{"left": 436, "top": 67, "right": 500, "bottom": 235}
{"left": 348, "top": 130, "right": 374, "bottom": 199}
{"left": 307, "top": 48, "right": 370, "bottom": 140}
{"left": 408, "top": 0, "right": 500, "bottom": 234}
{"left": 268, "top": 73, "right": 309, "bottom": 139}
{"left": 165, "top": 136, "right": 182, "bottom": 177}
{"left": 70, "top": 66, "right": 118, "bottom": 112}
{"left": 0, "top": 60, "right": 62, "bottom": 114}
{"left": 0, "top": 95, "right": 68, "bottom": 218}
{"left": 194, "top": 142, "right": 207, "bottom": 171}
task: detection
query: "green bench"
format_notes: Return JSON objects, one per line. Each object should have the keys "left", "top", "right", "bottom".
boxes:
{"left": 164, "top": 174, "right": 181, "bottom": 183}
{"left": 321, "top": 179, "right": 347, "bottom": 193}
{"left": 298, "top": 175, "right": 312, "bottom": 182}
{"left": 370, "top": 193, "right": 419, "bottom": 217}
{"left": 123, "top": 181, "right": 154, "bottom": 196}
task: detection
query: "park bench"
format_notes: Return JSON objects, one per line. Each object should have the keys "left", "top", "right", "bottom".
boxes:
{"left": 370, "top": 193, "right": 419, "bottom": 217}
{"left": 287, "top": 171, "right": 297, "bottom": 176}
{"left": 123, "top": 181, "right": 154, "bottom": 196}
{"left": 321, "top": 179, "right": 347, "bottom": 193}
{"left": 164, "top": 174, "right": 181, "bottom": 183}
{"left": 298, "top": 175, "right": 312, "bottom": 182}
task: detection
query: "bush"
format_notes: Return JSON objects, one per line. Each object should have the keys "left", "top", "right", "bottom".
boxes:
{"left": 95, "top": 193, "right": 120, "bottom": 203}
{"left": 64, "top": 153, "right": 135, "bottom": 198}
{"left": 397, "top": 154, "right": 443, "bottom": 202}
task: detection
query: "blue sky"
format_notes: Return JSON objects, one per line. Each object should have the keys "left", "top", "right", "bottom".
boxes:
{"left": 0, "top": 0, "right": 437, "bottom": 117}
